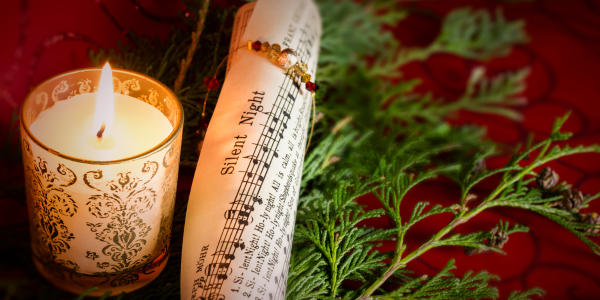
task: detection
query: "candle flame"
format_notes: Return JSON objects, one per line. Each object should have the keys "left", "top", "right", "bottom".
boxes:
{"left": 94, "top": 62, "right": 114, "bottom": 141}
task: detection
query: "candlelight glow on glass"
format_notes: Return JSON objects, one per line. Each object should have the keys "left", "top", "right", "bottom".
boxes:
{"left": 20, "top": 66, "right": 183, "bottom": 296}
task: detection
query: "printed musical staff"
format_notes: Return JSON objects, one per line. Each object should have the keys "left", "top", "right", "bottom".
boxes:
{"left": 194, "top": 7, "right": 317, "bottom": 300}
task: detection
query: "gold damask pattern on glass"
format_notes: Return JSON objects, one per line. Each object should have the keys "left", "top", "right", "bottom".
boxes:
{"left": 113, "top": 77, "right": 141, "bottom": 95}
{"left": 22, "top": 139, "right": 79, "bottom": 272}
{"left": 83, "top": 161, "right": 159, "bottom": 286}
{"left": 157, "top": 140, "right": 181, "bottom": 246}
{"left": 25, "top": 75, "right": 176, "bottom": 127}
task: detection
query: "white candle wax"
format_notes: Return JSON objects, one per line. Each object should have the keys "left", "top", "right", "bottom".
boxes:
{"left": 29, "top": 93, "right": 172, "bottom": 161}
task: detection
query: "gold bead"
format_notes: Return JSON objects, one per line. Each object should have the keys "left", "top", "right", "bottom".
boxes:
{"left": 270, "top": 43, "right": 281, "bottom": 52}
{"left": 295, "top": 62, "right": 308, "bottom": 74}
{"left": 301, "top": 73, "right": 311, "bottom": 83}
{"left": 261, "top": 42, "right": 270, "bottom": 53}
{"left": 286, "top": 68, "right": 296, "bottom": 77}
{"left": 247, "top": 40, "right": 253, "bottom": 51}
{"left": 268, "top": 43, "right": 281, "bottom": 59}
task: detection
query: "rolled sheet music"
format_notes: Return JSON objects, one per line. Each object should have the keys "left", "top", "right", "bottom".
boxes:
{"left": 181, "top": 0, "right": 321, "bottom": 299}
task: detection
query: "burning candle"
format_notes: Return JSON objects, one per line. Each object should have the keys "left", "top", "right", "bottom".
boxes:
{"left": 20, "top": 65, "right": 183, "bottom": 296}
{"left": 29, "top": 63, "right": 173, "bottom": 161}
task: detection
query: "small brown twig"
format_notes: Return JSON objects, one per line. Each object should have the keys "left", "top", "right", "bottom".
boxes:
{"left": 174, "top": 0, "right": 211, "bottom": 93}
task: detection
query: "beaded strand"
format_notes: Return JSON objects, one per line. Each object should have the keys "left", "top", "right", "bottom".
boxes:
{"left": 198, "top": 40, "right": 318, "bottom": 155}
{"left": 247, "top": 40, "right": 318, "bottom": 92}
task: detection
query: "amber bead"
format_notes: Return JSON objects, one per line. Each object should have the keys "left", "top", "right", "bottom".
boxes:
{"left": 301, "top": 73, "right": 311, "bottom": 83}
{"left": 247, "top": 40, "right": 253, "bottom": 51}
{"left": 261, "top": 42, "right": 270, "bottom": 53}
{"left": 268, "top": 43, "right": 281, "bottom": 59}
{"left": 295, "top": 62, "right": 308, "bottom": 74}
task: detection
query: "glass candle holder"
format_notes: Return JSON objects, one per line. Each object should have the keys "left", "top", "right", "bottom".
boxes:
{"left": 20, "top": 68, "right": 183, "bottom": 296}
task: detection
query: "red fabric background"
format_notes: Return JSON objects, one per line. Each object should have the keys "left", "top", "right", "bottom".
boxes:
{"left": 1, "top": 0, "right": 599, "bottom": 299}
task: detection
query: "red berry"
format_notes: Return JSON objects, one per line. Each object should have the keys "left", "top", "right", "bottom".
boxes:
{"left": 252, "top": 41, "right": 262, "bottom": 51}
{"left": 306, "top": 81, "right": 318, "bottom": 92}
{"left": 199, "top": 117, "right": 209, "bottom": 130}
{"left": 204, "top": 77, "right": 220, "bottom": 90}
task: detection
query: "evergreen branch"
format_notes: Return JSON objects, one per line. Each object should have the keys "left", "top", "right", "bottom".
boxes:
{"left": 584, "top": 190, "right": 600, "bottom": 206}
{"left": 406, "top": 202, "right": 458, "bottom": 232}
{"left": 369, "top": 67, "right": 529, "bottom": 127}
{"left": 357, "top": 114, "right": 600, "bottom": 299}
{"left": 499, "top": 219, "right": 529, "bottom": 235}
{"left": 431, "top": 8, "right": 528, "bottom": 60}
{"left": 506, "top": 288, "right": 545, "bottom": 300}
{"left": 432, "top": 232, "right": 506, "bottom": 255}
{"left": 495, "top": 201, "right": 600, "bottom": 254}
{"left": 286, "top": 247, "right": 330, "bottom": 300}
{"left": 380, "top": 259, "right": 500, "bottom": 300}
{"left": 174, "top": 0, "right": 210, "bottom": 92}
{"left": 461, "top": 165, "right": 522, "bottom": 202}
{"left": 374, "top": 8, "right": 529, "bottom": 74}
{"left": 295, "top": 180, "right": 396, "bottom": 297}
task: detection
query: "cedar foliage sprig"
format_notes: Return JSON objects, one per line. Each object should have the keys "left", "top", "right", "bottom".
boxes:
{"left": 289, "top": 1, "right": 600, "bottom": 300}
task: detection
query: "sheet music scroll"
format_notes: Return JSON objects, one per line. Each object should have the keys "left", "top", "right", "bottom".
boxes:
{"left": 181, "top": 0, "right": 322, "bottom": 299}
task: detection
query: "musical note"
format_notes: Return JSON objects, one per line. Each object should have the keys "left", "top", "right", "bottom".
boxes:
{"left": 258, "top": 175, "right": 265, "bottom": 181}
{"left": 287, "top": 92, "right": 296, "bottom": 101}
{"left": 274, "top": 151, "right": 279, "bottom": 158}
{"left": 211, "top": 251, "right": 236, "bottom": 261}
{"left": 253, "top": 197, "right": 263, "bottom": 204}
{"left": 283, "top": 111, "right": 290, "bottom": 118}
{"left": 225, "top": 209, "right": 252, "bottom": 220}
{"left": 268, "top": 127, "right": 274, "bottom": 133}
{"left": 205, "top": 263, "right": 229, "bottom": 276}
{"left": 205, "top": 294, "right": 225, "bottom": 300}
{"left": 273, "top": 117, "right": 279, "bottom": 123}
{"left": 234, "top": 242, "right": 245, "bottom": 250}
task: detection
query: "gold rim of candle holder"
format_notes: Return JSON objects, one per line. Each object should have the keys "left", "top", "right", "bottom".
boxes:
{"left": 21, "top": 67, "right": 184, "bottom": 165}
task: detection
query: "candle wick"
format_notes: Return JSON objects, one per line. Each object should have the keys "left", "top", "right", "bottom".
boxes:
{"left": 96, "top": 122, "right": 106, "bottom": 142}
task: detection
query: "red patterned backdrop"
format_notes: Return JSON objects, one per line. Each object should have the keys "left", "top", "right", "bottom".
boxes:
{"left": 0, "top": 0, "right": 599, "bottom": 299}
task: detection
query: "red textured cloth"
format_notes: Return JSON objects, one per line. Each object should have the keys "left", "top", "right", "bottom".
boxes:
{"left": 0, "top": 0, "right": 599, "bottom": 299}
